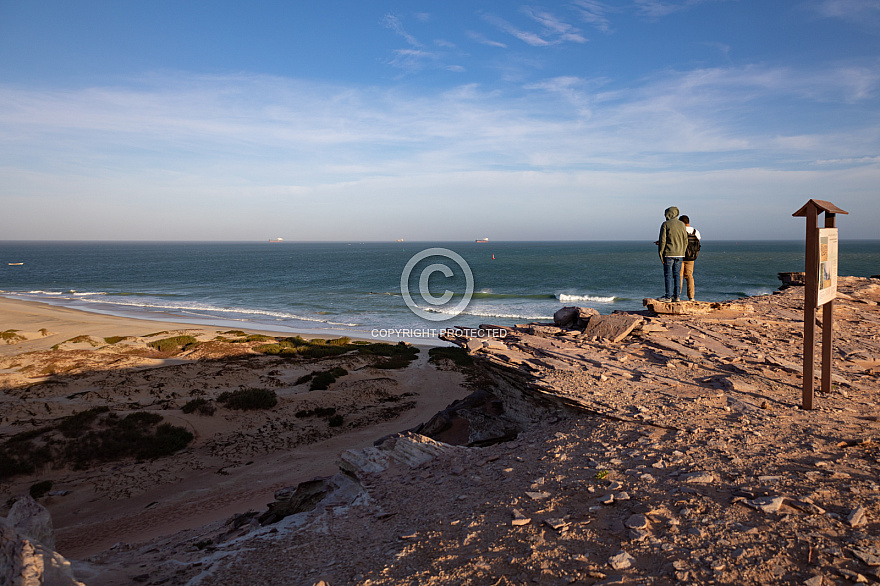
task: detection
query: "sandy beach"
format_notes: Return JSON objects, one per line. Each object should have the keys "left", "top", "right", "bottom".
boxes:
{"left": 0, "top": 297, "right": 472, "bottom": 558}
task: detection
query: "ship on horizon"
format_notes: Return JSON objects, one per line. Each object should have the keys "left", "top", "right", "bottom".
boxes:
{"left": 475, "top": 237, "right": 489, "bottom": 243}
{"left": 269, "top": 237, "right": 284, "bottom": 243}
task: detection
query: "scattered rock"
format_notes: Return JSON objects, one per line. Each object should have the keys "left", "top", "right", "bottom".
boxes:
{"left": 847, "top": 506, "right": 867, "bottom": 527}
{"left": 852, "top": 546, "right": 880, "bottom": 567}
{"left": 608, "top": 550, "right": 635, "bottom": 570}
{"left": 625, "top": 514, "right": 649, "bottom": 530}
{"left": 511, "top": 510, "right": 531, "bottom": 526}
{"left": 746, "top": 496, "right": 785, "bottom": 513}
{"left": 525, "top": 491, "right": 551, "bottom": 500}
{"left": 681, "top": 472, "right": 716, "bottom": 485}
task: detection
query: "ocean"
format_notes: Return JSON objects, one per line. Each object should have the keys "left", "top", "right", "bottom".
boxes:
{"left": 1, "top": 241, "right": 878, "bottom": 342}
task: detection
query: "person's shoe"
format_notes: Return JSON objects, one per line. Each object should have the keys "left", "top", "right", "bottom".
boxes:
{"left": 688, "top": 297, "right": 695, "bottom": 302}
{"left": 672, "top": 297, "right": 680, "bottom": 302}
{"left": 660, "top": 296, "right": 672, "bottom": 301}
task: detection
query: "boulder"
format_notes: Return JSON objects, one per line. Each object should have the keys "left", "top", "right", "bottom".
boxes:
{"left": 1, "top": 496, "right": 84, "bottom": 586}
{"left": 7, "top": 495, "right": 54, "bottom": 550}
{"left": 777, "top": 272, "right": 806, "bottom": 287}
{"left": 580, "top": 314, "right": 641, "bottom": 343}
{"left": 553, "top": 307, "right": 579, "bottom": 328}
{"left": 553, "top": 306, "right": 599, "bottom": 329}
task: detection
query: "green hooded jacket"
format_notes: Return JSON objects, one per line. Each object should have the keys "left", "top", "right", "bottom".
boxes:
{"left": 658, "top": 206, "right": 687, "bottom": 260}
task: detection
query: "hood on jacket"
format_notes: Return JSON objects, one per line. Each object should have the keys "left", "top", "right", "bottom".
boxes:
{"left": 664, "top": 206, "right": 680, "bottom": 220}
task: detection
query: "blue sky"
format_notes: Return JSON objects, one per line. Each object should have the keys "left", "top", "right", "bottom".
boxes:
{"left": 1, "top": 0, "right": 878, "bottom": 240}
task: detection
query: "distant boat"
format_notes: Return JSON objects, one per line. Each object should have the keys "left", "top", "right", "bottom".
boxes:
{"left": 269, "top": 237, "right": 284, "bottom": 243}
{"left": 396, "top": 238, "right": 404, "bottom": 242}
{"left": 8, "top": 262, "right": 23, "bottom": 266}
{"left": 475, "top": 237, "right": 489, "bottom": 243}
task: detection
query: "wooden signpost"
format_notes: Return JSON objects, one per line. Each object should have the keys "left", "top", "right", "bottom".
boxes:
{"left": 792, "top": 199, "right": 848, "bottom": 410}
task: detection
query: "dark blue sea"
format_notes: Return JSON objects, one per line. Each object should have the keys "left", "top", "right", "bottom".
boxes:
{"left": 1, "top": 241, "right": 878, "bottom": 341}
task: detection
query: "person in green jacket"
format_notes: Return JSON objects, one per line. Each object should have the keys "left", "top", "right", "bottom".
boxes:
{"left": 657, "top": 206, "right": 687, "bottom": 301}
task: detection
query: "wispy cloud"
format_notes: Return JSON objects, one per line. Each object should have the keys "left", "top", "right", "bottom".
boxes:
{"left": 381, "top": 14, "right": 421, "bottom": 47}
{"left": 809, "top": 0, "right": 880, "bottom": 25}
{"left": 467, "top": 30, "right": 508, "bottom": 49}
{"left": 482, "top": 13, "right": 551, "bottom": 46}
{"left": 634, "top": 0, "right": 726, "bottom": 19}
{"left": 483, "top": 9, "right": 589, "bottom": 46}
{"left": 522, "top": 8, "right": 588, "bottom": 43}
{"left": 571, "top": 0, "right": 614, "bottom": 33}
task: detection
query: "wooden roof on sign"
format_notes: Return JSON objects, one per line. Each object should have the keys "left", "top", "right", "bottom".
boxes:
{"left": 792, "top": 199, "right": 849, "bottom": 217}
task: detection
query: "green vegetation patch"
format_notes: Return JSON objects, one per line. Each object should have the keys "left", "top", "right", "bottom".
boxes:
{"left": 65, "top": 335, "right": 100, "bottom": 346}
{"left": 103, "top": 336, "right": 128, "bottom": 345}
{"left": 308, "top": 367, "right": 348, "bottom": 391}
{"left": 428, "top": 346, "right": 474, "bottom": 367}
{"left": 0, "top": 408, "right": 193, "bottom": 479}
{"left": 29, "top": 480, "right": 53, "bottom": 499}
{"left": 294, "top": 406, "right": 343, "bottom": 427}
{"left": 216, "top": 388, "right": 278, "bottom": 410}
{"left": 295, "top": 406, "right": 337, "bottom": 418}
{"left": 147, "top": 335, "right": 199, "bottom": 354}
{"left": 57, "top": 406, "right": 110, "bottom": 438}
{"left": 181, "top": 398, "right": 216, "bottom": 416}
{"left": 359, "top": 342, "right": 420, "bottom": 369}
{"left": 1, "top": 329, "right": 25, "bottom": 343}
{"left": 253, "top": 337, "right": 419, "bottom": 369}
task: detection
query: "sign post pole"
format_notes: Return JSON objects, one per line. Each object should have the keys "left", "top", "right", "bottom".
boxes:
{"left": 792, "top": 200, "right": 847, "bottom": 410}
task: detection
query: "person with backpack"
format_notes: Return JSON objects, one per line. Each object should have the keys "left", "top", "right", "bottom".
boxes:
{"left": 657, "top": 206, "right": 688, "bottom": 302}
{"left": 680, "top": 215, "right": 702, "bottom": 301}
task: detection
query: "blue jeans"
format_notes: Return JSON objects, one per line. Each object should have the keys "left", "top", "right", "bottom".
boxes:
{"left": 663, "top": 257, "right": 683, "bottom": 299}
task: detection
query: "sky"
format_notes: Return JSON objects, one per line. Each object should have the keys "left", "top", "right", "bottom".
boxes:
{"left": 0, "top": 0, "right": 878, "bottom": 241}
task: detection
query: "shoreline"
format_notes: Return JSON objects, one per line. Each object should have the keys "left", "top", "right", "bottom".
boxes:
{"left": 0, "top": 294, "right": 451, "bottom": 347}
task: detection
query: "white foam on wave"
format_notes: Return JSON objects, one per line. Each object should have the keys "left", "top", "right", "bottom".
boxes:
{"left": 421, "top": 306, "right": 553, "bottom": 321}
{"left": 557, "top": 293, "right": 616, "bottom": 303}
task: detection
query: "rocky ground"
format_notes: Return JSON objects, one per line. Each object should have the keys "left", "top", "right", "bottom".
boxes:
{"left": 5, "top": 277, "right": 880, "bottom": 585}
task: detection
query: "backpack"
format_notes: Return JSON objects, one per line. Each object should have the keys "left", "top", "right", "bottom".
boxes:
{"left": 685, "top": 231, "right": 701, "bottom": 261}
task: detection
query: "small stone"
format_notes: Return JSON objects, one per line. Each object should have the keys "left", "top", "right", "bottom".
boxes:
{"left": 746, "top": 496, "right": 785, "bottom": 513}
{"left": 511, "top": 509, "right": 531, "bottom": 526}
{"left": 681, "top": 472, "right": 716, "bottom": 484}
{"left": 525, "top": 491, "right": 551, "bottom": 500}
{"left": 852, "top": 546, "right": 880, "bottom": 567}
{"left": 847, "top": 505, "right": 867, "bottom": 527}
{"left": 600, "top": 494, "right": 615, "bottom": 505}
{"left": 625, "top": 514, "right": 649, "bottom": 530}
{"left": 803, "top": 576, "right": 824, "bottom": 586}
{"left": 609, "top": 550, "right": 635, "bottom": 570}
{"left": 838, "top": 568, "right": 869, "bottom": 583}
{"left": 544, "top": 517, "right": 570, "bottom": 531}
{"left": 615, "top": 492, "right": 631, "bottom": 501}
